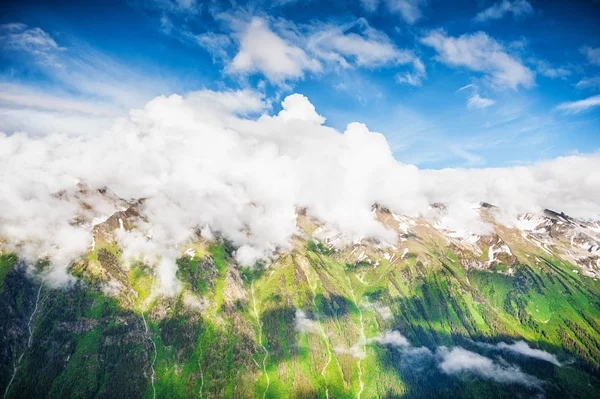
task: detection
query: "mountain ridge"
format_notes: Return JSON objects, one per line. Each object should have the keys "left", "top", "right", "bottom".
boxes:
{"left": 1, "top": 197, "right": 600, "bottom": 398}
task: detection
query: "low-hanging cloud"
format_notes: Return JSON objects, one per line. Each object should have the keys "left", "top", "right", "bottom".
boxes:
{"left": 475, "top": 340, "right": 561, "bottom": 366}
{"left": 367, "top": 330, "right": 411, "bottom": 347}
{"left": 1, "top": 88, "right": 600, "bottom": 292}
{"left": 369, "top": 331, "right": 543, "bottom": 388}
{"left": 294, "top": 310, "right": 322, "bottom": 334}
{"left": 438, "top": 346, "right": 542, "bottom": 388}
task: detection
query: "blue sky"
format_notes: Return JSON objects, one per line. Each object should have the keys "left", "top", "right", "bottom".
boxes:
{"left": 1, "top": 0, "right": 599, "bottom": 168}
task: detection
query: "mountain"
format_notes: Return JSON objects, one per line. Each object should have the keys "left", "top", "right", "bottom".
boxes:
{"left": 1, "top": 200, "right": 600, "bottom": 399}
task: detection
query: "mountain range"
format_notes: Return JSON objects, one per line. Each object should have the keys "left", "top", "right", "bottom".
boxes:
{"left": 2, "top": 188, "right": 600, "bottom": 398}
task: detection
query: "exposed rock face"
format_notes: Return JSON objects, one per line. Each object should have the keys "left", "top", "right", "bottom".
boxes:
{"left": 224, "top": 267, "right": 248, "bottom": 305}
{"left": 1, "top": 204, "right": 600, "bottom": 398}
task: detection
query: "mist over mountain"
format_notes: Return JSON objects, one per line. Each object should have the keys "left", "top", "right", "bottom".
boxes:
{"left": 2, "top": 91, "right": 599, "bottom": 292}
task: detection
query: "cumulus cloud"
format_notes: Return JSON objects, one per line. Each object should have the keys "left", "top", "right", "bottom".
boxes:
{"left": 2, "top": 89, "right": 600, "bottom": 291}
{"left": 438, "top": 346, "right": 541, "bottom": 387}
{"left": 474, "top": 0, "right": 533, "bottom": 23}
{"left": 228, "top": 17, "right": 322, "bottom": 83}
{"left": 555, "top": 94, "right": 600, "bottom": 114}
{"left": 467, "top": 93, "right": 496, "bottom": 109}
{"left": 421, "top": 30, "right": 534, "bottom": 89}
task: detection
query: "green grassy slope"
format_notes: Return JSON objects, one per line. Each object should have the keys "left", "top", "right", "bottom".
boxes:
{"left": 0, "top": 238, "right": 599, "bottom": 398}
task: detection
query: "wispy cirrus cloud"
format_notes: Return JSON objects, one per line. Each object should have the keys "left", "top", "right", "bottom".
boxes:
{"left": 456, "top": 83, "right": 496, "bottom": 109}
{"left": 194, "top": 15, "right": 423, "bottom": 86}
{"left": 474, "top": 0, "right": 533, "bottom": 23}
{"left": 305, "top": 18, "right": 414, "bottom": 68}
{"left": 421, "top": 30, "right": 534, "bottom": 89}
{"left": 0, "top": 23, "right": 64, "bottom": 66}
{"left": 396, "top": 58, "right": 427, "bottom": 86}
{"left": 136, "top": 0, "right": 199, "bottom": 15}
{"left": 555, "top": 94, "right": 600, "bottom": 114}
{"left": 193, "top": 32, "right": 232, "bottom": 62}
{"left": 0, "top": 23, "right": 181, "bottom": 135}
{"left": 360, "top": 0, "right": 428, "bottom": 24}
{"left": 533, "top": 59, "right": 571, "bottom": 80}
{"left": 576, "top": 76, "right": 600, "bottom": 90}
{"left": 467, "top": 93, "right": 496, "bottom": 109}
{"left": 581, "top": 46, "right": 600, "bottom": 66}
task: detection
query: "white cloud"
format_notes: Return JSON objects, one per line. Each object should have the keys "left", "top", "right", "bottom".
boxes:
{"left": 421, "top": 30, "right": 534, "bottom": 89}
{"left": 360, "top": 0, "right": 380, "bottom": 12}
{"left": 497, "top": 342, "right": 560, "bottom": 366}
{"left": 277, "top": 93, "right": 325, "bottom": 124}
{"left": 2, "top": 89, "right": 600, "bottom": 291}
{"left": 0, "top": 23, "right": 63, "bottom": 65}
{"left": 576, "top": 76, "right": 600, "bottom": 90}
{"left": 306, "top": 19, "right": 414, "bottom": 68}
{"left": 396, "top": 58, "right": 427, "bottom": 86}
{"left": 368, "top": 330, "right": 411, "bottom": 347}
{"left": 0, "top": 83, "right": 121, "bottom": 136}
{"left": 1, "top": 23, "right": 182, "bottom": 123}
{"left": 210, "top": 16, "right": 418, "bottom": 85}
{"left": 385, "top": 0, "right": 428, "bottom": 24}
{"left": 438, "top": 347, "right": 541, "bottom": 387}
{"left": 295, "top": 310, "right": 321, "bottom": 334}
{"left": 476, "top": 341, "right": 561, "bottom": 366}
{"left": 0, "top": 83, "right": 117, "bottom": 116}
{"left": 228, "top": 17, "right": 322, "bottom": 83}
{"left": 358, "top": 0, "right": 427, "bottom": 24}
{"left": 534, "top": 60, "right": 571, "bottom": 79}
{"left": 457, "top": 83, "right": 475, "bottom": 92}
{"left": 474, "top": 0, "right": 533, "bottom": 22}
{"left": 141, "top": 0, "right": 199, "bottom": 14}
{"left": 194, "top": 32, "right": 232, "bottom": 62}
{"left": 370, "top": 333, "right": 547, "bottom": 389}
{"left": 555, "top": 94, "right": 600, "bottom": 114}
{"left": 395, "top": 72, "right": 422, "bottom": 86}
{"left": 449, "top": 145, "right": 486, "bottom": 167}
{"left": 334, "top": 344, "right": 366, "bottom": 359}
{"left": 581, "top": 46, "right": 600, "bottom": 66}
{"left": 467, "top": 93, "right": 496, "bottom": 109}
